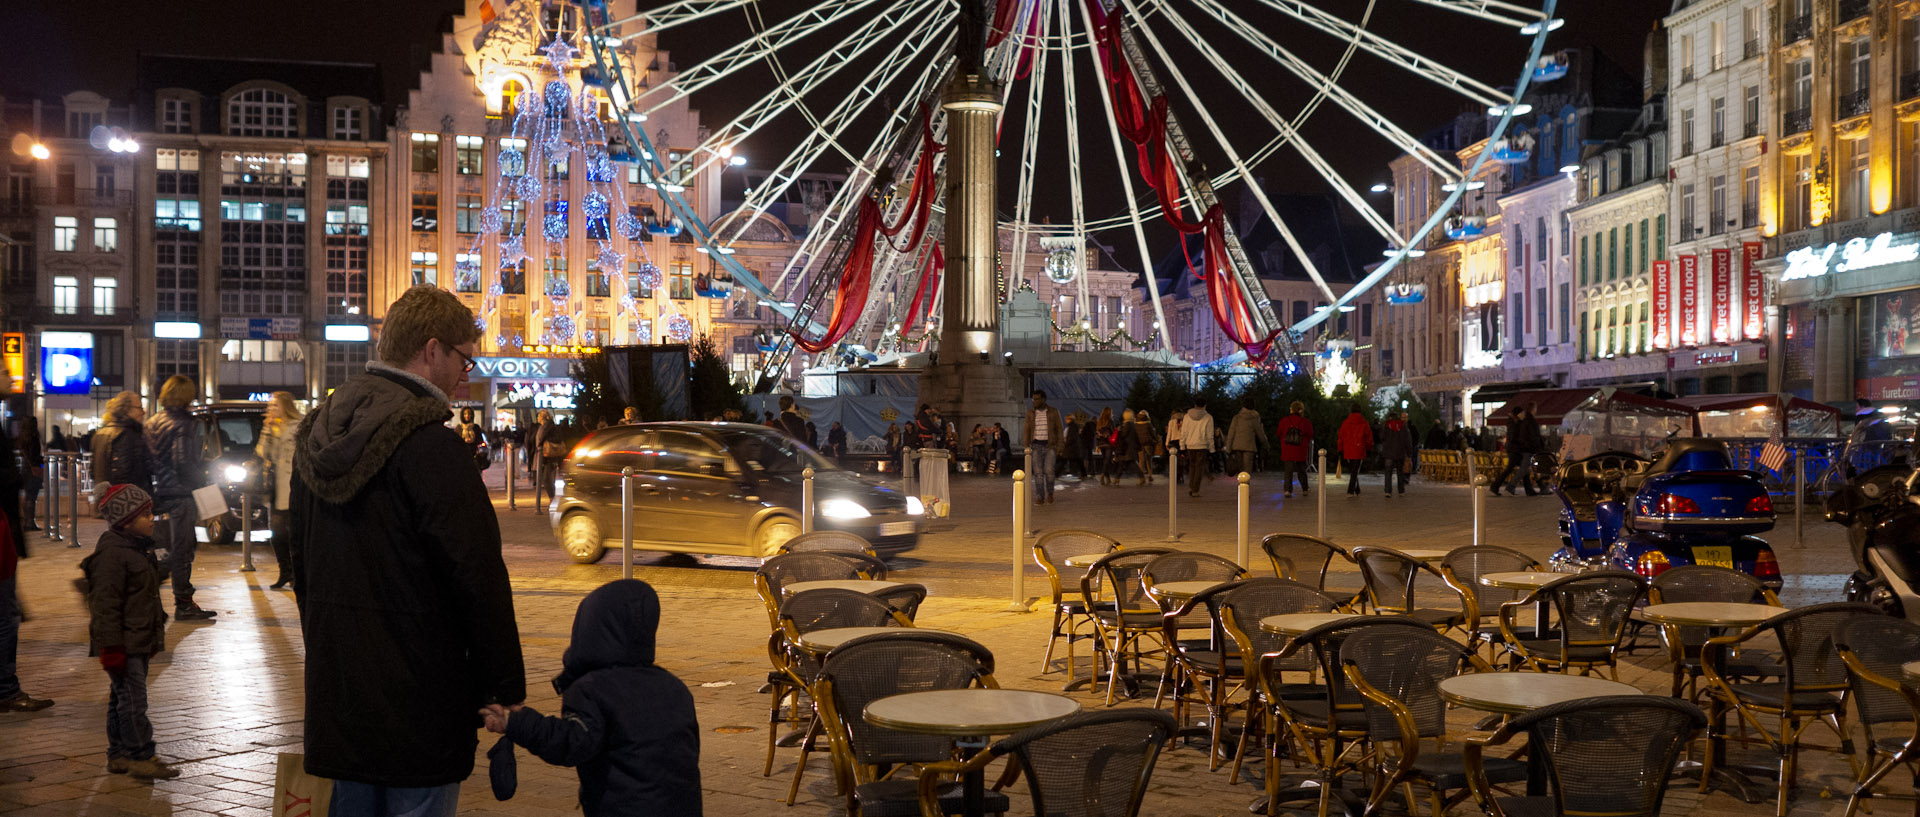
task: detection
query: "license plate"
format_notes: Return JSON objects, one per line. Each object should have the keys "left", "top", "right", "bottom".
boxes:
{"left": 1692, "top": 545, "right": 1734, "bottom": 569}
{"left": 878, "top": 521, "right": 916, "bottom": 537}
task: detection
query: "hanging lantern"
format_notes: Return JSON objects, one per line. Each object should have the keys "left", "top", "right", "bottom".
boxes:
{"left": 1044, "top": 248, "right": 1078, "bottom": 284}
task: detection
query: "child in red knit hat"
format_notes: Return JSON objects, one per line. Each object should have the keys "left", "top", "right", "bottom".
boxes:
{"left": 82, "top": 484, "right": 180, "bottom": 781}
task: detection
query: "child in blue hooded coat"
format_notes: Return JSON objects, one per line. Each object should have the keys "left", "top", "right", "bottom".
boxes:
{"left": 482, "top": 579, "right": 702, "bottom": 816}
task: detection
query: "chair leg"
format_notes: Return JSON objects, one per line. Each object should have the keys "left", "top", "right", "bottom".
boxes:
{"left": 1775, "top": 714, "right": 1799, "bottom": 817}
{"left": 1039, "top": 606, "right": 1063, "bottom": 674}
{"left": 1842, "top": 753, "right": 1912, "bottom": 817}
{"left": 785, "top": 719, "right": 815, "bottom": 805}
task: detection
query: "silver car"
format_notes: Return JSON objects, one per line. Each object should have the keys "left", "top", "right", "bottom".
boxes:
{"left": 549, "top": 422, "right": 924, "bottom": 563}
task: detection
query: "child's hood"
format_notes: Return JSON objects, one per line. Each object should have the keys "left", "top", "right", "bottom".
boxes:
{"left": 554, "top": 578, "right": 660, "bottom": 694}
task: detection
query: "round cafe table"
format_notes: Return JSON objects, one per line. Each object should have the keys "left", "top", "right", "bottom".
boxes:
{"left": 1638, "top": 602, "right": 1779, "bottom": 628}
{"left": 1480, "top": 572, "right": 1568, "bottom": 639}
{"left": 1396, "top": 548, "right": 1451, "bottom": 562}
{"left": 1440, "top": 671, "right": 1643, "bottom": 798}
{"left": 1151, "top": 580, "right": 1225, "bottom": 601}
{"left": 783, "top": 579, "right": 902, "bottom": 596}
{"left": 1639, "top": 601, "right": 1786, "bottom": 803}
{"left": 795, "top": 626, "right": 961, "bottom": 654}
{"left": 1064, "top": 552, "right": 1108, "bottom": 568}
{"left": 866, "top": 689, "right": 1081, "bottom": 817}
{"left": 1260, "top": 612, "right": 1365, "bottom": 637}
{"left": 1905, "top": 661, "right": 1920, "bottom": 688}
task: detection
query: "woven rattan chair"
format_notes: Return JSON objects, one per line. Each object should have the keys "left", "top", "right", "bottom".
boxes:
{"left": 1153, "top": 579, "right": 1247, "bottom": 767}
{"left": 872, "top": 583, "right": 929, "bottom": 621}
{"left": 912, "top": 708, "right": 1178, "bottom": 817}
{"left": 1338, "top": 627, "right": 1524, "bottom": 817}
{"left": 1835, "top": 616, "right": 1920, "bottom": 817}
{"left": 813, "top": 631, "right": 1006, "bottom": 817}
{"left": 1260, "top": 533, "right": 1360, "bottom": 607}
{"left": 1081, "top": 547, "right": 1177, "bottom": 705}
{"left": 1032, "top": 530, "right": 1121, "bottom": 677}
{"left": 1351, "top": 546, "right": 1468, "bottom": 633}
{"left": 1217, "top": 578, "right": 1339, "bottom": 784}
{"left": 1647, "top": 565, "right": 1782, "bottom": 699}
{"left": 769, "top": 588, "right": 912, "bottom": 803}
{"left": 779, "top": 530, "right": 880, "bottom": 557}
{"left": 1438, "top": 545, "right": 1542, "bottom": 655}
{"left": 1498, "top": 570, "right": 1646, "bottom": 678}
{"left": 755, "top": 552, "right": 886, "bottom": 628}
{"left": 1462, "top": 696, "right": 1705, "bottom": 817}
{"left": 1701, "top": 602, "right": 1877, "bottom": 817}
{"left": 1141, "top": 551, "right": 1250, "bottom": 715}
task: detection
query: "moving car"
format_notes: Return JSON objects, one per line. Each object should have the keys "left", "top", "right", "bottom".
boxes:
{"left": 190, "top": 402, "right": 270, "bottom": 544}
{"left": 550, "top": 422, "right": 923, "bottom": 564}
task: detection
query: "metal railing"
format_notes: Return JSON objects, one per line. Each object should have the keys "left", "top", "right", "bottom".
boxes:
{"left": 1678, "top": 219, "right": 1696, "bottom": 239}
{"left": 33, "top": 189, "right": 133, "bottom": 208}
{"left": 1783, "top": 107, "right": 1812, "bottom": 135}
{"left": 1681, "top": 140, "right": 1694, "bottom": 156}
{"left": 1709, "top": 209, "right": 1727, "bottom": 235}
{"left": 1838, "top": 88, "right": 1871, "bottom": 120}
{"left": 1903, "top": 71, "right": 1920, "bottom": 101}
{"left": 1681, "top": 68, "right": 1695, "bottom": 84}
{"left": 1743, "top": 119, "right": 1760, "bottom": 140}
{"left": 1743, "top": 38, "right": 1762, "bottom": 60}
{"left": 1710, "top": 131, "right": 1725, "bottom": 149}
{"left": 1783, "top": 15, "right": 1812, "bottom": 44}
{"left": 1838, "top": 0, "right": 1869, "bottom": 22}
{"left": 1742, "top": 205, "right": 1759, "bottom": 228}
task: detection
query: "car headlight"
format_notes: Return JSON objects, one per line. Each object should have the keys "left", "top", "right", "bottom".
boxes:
{"left": 819, "top": 498, "right": 871, "bottom": 520}
{"left": 224, "top": 464, "right": 249, "bottom": 484}
{"left": 905, "top": 496, "right": 925, "bottom": 516}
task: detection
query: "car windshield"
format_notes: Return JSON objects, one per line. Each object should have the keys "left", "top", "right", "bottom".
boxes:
{"left": 721, "top": 428, "right": 837, "bottom": 474}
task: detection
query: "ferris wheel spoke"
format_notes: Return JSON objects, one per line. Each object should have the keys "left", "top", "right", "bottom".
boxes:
{"left": 1055, "top": 0, "right": 1093, "bottom": 312}
{"left": 1398, "top": 0, "right": 1544, "bottom": 28}
{"left": 600, "top": 0, "right": 759, "bottom": 37}
{"left": 638, "top": 0, "right": 897, "bottom": 118}
{"left": 1248, "top": 0, "right": 1506, "bottom": 107}
{"left": 1006, "top": 0, "right": 1056, "bottom": 312}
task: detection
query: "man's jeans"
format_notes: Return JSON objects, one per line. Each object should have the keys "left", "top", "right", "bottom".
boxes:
{"left": 330, "top": 782, "right": 461, "bottom": 817}
{"left": 1344, "top": 459, "right": 1365, "bottom": 494}
{"left": 1030, "top": 447, "right": 1056, "bottom": 501}
{"left": 158, "top": 497, "right": 199, "bottom": 604}
{"left": 0, "top": 576, "right": 21, "bottom": 701}
{"left": 106, "top": 654, "right": 154, "bottom": 760}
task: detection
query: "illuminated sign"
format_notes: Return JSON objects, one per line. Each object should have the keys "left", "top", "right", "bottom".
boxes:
{"left": 1696, "top": 350, "right": 1738, "bottom": 366}
{"left": 1782, "top": 232, "right": 1920, "bottom": 281}
{"left": 39, "top": 331, "right": 93, "bottom": 395}
{"left": 1, "top": 332, "right": 23, "bottom": 392}
{"left": 473, "top": 356, "right": 553, "bottom": 379}
{"left": 153, "top": 321, "right": 202, "bottom": 339}
{"left": 517, "top": 344, "right": 601, "bottom": 355}
{"left": 1650, "top": 261, "right": 1671, "bottom": 349}
{"left": 1710, "top": 249, "right": 1732, "bottom": 344}
{"left": 323, "top": 324, "right": 370, "bottom": 342}
{"left": 1677, "top": 255, "right": 1699, "bottom": 346}
{"left": 1742, "top": 242, "right": 1765, "bottom": 340}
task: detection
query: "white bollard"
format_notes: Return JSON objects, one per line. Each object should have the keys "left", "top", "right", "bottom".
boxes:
{"left": 1316, "top": 448, "right": 1328, "bottom": 540}
{"left": 1022, "top": 447, "right": 1034, "bottom": 535}
{"left": 801, "top": 467, "right": 816, "bottom": 534}
{"left": 1165, "top": 448, "right": 1180, "bottom": 541}
{"left": 621, "top": 466, "right": 635, "bottom": 579}
{"left": 1236, "top": 472, "right": 1251, "bottom": 568}
{"left": 239, "top": 491, "right": 255, "bottom": 572}
{"left": 1010, "top": 469, "right": 1029, "bottom": 612}
{"left": 1472, "top": 474, "right": 1488, "bottom": 547}
{"left": 902, "top": 447, "right": 916, "bottom": 500}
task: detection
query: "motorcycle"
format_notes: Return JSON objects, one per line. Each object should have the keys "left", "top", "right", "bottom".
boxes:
{"left": 1823, "top": 453, "right": 1919, "bottom": 621}
{"left": 1550, "top": 437, "right": 1781, "bottom": 587}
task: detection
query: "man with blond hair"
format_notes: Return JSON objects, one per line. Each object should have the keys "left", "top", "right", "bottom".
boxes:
{"left": 290, "top": 286, "right": 523, "bottom": 815}
{"left": 146, "top": 375, "right": 214, "bottom": 620}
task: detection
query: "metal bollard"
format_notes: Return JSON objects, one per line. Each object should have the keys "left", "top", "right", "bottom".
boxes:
{"left": 44, "top": 453, "right": 61, "bottom": 541}
{"left": 1165, "top": 448, "right": 1180, "bottom": 541}
{"left": 620, "top": 466, "right": 635, "bottom": 580}
{"left": 505, "top": 442, "right": 517, "bottom": 510}
{"left": 1236, "top": 472, "right": 1251, "bottom": 568}
{"left": 239, "top": 491, "right": 255, "bottom": 572}
{"left": 1316, "top": 448, "right": 1328, "bottom": 540}
{"left": 1793, "top": 451, "right": 1805, "bottom": 549}
{"left": 68, "top": 454, "right": 81, "bottom": 544}
{"left": 1472, "top": 475, "right": 1488, "bottom": 547}
{"left": 1010, "top": 469, "right": 1029, "bottom": 612}
{"left": 801, "top": 467, "right": 816, "bottom": 534}
{"left": 902, "top": 447, "right": 916, "bottom": 501}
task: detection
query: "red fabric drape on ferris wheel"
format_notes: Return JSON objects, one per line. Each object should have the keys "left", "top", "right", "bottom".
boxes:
{"left": 877, "top": 115, "right": 945, "bottom": 252}
{"left": 791, "top": 198, "right": 883, "bottom": 354}
{"left": 986, "top": 0, "right": 1022, "bottom": 47}
{"left": 901, "top": 243, "right": 944, "bottom": 332}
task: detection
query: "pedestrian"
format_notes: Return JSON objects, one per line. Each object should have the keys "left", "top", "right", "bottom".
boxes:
{"left": 1226, "top": 399, "right": 1264, "bottom": 477}
{"left": 1490, "top": 405, "right": 1545, "bottom": 496}
{"left": 805, "top": 420, "right": 819, "bottom": 450}
{"left": 1, "top": 377, "right": 54, "bottom": 712}
{"left": 289, "top": 285, "right": 523, "bottom": 814}
{"left": 82, "top": 484, "right": 179, "bottom": 780}
{"left": 255, "top": 392, "right": 301, "bottom": 590}
{"left": 991, "top": 422, "right": 1011, "bottom": 473}
{"left": 1378, "top": 410, "right": 1415, "bottom": 498}
{"left": 535, "top": 409, "right": 564, "bottom": 507}
{"left": 1423, "top": 422, "right": 1447, "bottom": 450}
{"left": 1177, "top": 397, "right": 1216, "bottom": 497}
{"left": 146, "top": 375, "right": 215, "bottom": 621}
{"left": 1132, "top": 409, "right": 1157, "bottom": 486}
{"left": 1164, "top": 408, "right": 1185, "bottom": 478}
{"left": 1276, "top": 401, "right": 1313, "bottom": 498}
{"left": 763, "top": 411, "right": 778, "bottom": 429}
{"left": 1337, "top": 404, "right": 1373, "bottom": 496}
{"left": 1093, "top": 408, "right": 1115, "bottom": 484}
{"left": 1023, "top": 390, "right": 1064, "bottom": 504}
{"left": 47, "top": 425, "right": 69, "bottom": 453}
{"left": 1061, "top": 414, "right": 1083, "bottom": 478}
{"left": 777, "top": 396, "right": 808, "bottom": 441}
{"left": 621, "top": 406, "right": 642, "bottom": 425}
{"left": 13, "top": 417, "right": 42, "bottom": 532}
{"left": 825, "top": 421, "right": 847, "bottom": 459}
{"left": 480, "top": 579, "right": 701, "bottom": 816}
{"left": 1078, "top": 414, "right": 1099, "bottom": 479}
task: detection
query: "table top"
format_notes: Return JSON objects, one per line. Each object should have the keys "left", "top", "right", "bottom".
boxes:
{"left": 1639, "top": 602, "right": 1781, "bottom": 628}
{"left": 1260, "top": 612, "right": 1364, "bottom": 636}
{"left": 783, "top": 579, "right": 903, "bottom": 596}
{"left": 1397, "top": 549, "right": 1451, "bottom": 561}
{"left": 864, "top": 689, "right": 1081, "bottom": 736}
{"left": 1439, "top": 672, "right": 1644, "bottom": 714}
{"left": 1063, "top": 553, "right": 1109, "bottom": 568}
{"left": 795, "top": 626, "right": 958, "bottom": 652}
{"left": 1904, "top": 661, "right": 1919, "bottom": 688}
{"left": 1152, "top": 580, "right": 1226, "bottom": 600}
{"left": 1478, "top": 571, "right": 1568, "bottom": 590}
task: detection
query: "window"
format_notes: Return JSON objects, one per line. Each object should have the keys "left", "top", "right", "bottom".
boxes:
{"left": 1623, "top": 225, "right": 1634, "bottom": 277}
{"left": 1743, "top": 6, "right": 1762, "bottom": 53}
{"left": 456, "top": 135, "right": 484, "bottom": 175}
{"left": 228, "top": 87, "right": 296, "bottom": 137}
{"left": 53, "top": 276, "right": 78, "bottom": 314}
{"left": 155, "top": 339, "right": 199, "bottom": 383}
{"left": 543, "top": 254, "right": 568, "bottom": 298}
{"left": 161, "top": 98, "right": 192, "bottom": 133}
{"left": 1743, "top": 164, "right": 1760, "bottom": 226}
{"left": 1710, "top": 98, "right": 1725, "bottom": 146}
{"left": 1847, "top": 38, "right": 1871, "bottom": 96}
{"left": 1790, "top": 59, "right": 1812, "bottom": 111}
{"left": 1846, "top": 139, "right": 1870, "bottom": 219}
{"left": 456, "top": 194, "right": 482, "bottom": 234}
{"left": 1709, "top": 175, "right": 1727, "bottom": 234}
{"left": 1790, "top": 153, "right": 1812, "bottom": 230}
{"left": 545, "top": 199, "right": 568, "bottom": 238}
{"left": 1655, "top": 214, "right": 1666, "bottom": 259}
{"left": 331, "top": 106, "right": 362, "bottom": 140}
{"left": 1680, "top": 183, "right": 1696, "bottom": 237}
{"left": 1578, "top": 234, "right": 1588, "bottom": 285}
{"left": 1535, "top": 217, "right": 1547, "bottom": 261}
{"left": 92, "top": 277, "right": 116, "bottom": 315}
{"left": 66, "top": 110, "right": 102, "bottom": 138}
{"left": 1607, "top": 227, "right": 1618, "bottom": 280}
{"left": 325, "top": 246, "right": 369, "bottom": 315}
{"left": 1711, "top": 20, "right": 1725, "bottom": 70}
{"left": 53, "top": 216, "right": 78, "bottom": 252}
{"left": 628, "top": 259, "right": 654, "bottom": 298}
{"left": 500, "top": 260, "right": 526, "bottom": 295}
{"left": 1680, "top": 109, "right": 1694, "bottom": 153}
{"left": 155, "top": 239, "right": 199, "bottom": 318}
{"left": 1535, "top": 287, "right": 1547, "bottom": 343}
{"left": 325, "top": 155, "right": 370, "bottom": 179}
{"left": 453, "top": 252, "right": 480, "bottom": 293}
{"left": 587, "top": 262, "right": 611, "bottom": 297}
{"left": 1680, "top": 34, "right": 1694, "bottom": 81}
{"left": 411, "top": 191, "right": 438, "bottom": 232}
{"left": 500, "top": 198, "right": 526, "bottom": 235}
{"left": 325, "top": 342, "right": 370, "bottom": 389}
{"left": 92, "top": 217, "right": 117, "bottom": 252}
{"left": 1639, "top": 219, "right": 1649, "bottom": 273}
{"left": 95, "top": 164, "right": 115, "bottom": 197}
{"left": 411, "top": 251, "right": 438, "bottom": 286}
{"left": 1558, "top": 282, "right": 1570, "bottom": 343}
{"left": 547, "top": 156, "right": 569, "bottom": 181}
{"left": 1743, "top": 85, "right": 1761, "bottom": 137}
{"left": 410, "top": 132, "right": 440, "bottom": 173}
{"left": 499, "top": 80, "right": 526, "bottom": 120}
{"left": 500, "top": 138, "right": 527, "bottom": 176}
{"left": 669, "top": 260, "right": 695, "bottom": 299}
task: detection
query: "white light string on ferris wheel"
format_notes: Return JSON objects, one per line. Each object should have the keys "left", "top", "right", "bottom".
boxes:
{"left": 1073, "top": 0, "right": 1174, "bottom": 351}
{"left": 1055, "top": 0, "right": 1094, "bottom": 321}
{"left": 1004, "top": 0, "right": 1054, "bottom": 312}
{"left": 637, "top": 0, "right": 898, "bottom": 120}
{"left": 1250, "top": 0, "right": 1508, "bottom": 108}
{"left": 601, "top": 0, "right": 759, "bottom": 38}
{"left": 1400, "top": 0, "right": 1547, "bottom": 28}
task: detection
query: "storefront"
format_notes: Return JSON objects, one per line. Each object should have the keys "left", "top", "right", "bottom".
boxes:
{"left": 1769, "top": 214, "right": 1920, "bottom": 407}
{"left": 468, "top": 353, "right": 581, "bottom": 430}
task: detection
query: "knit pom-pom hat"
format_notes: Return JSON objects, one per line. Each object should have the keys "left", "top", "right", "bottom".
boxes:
{"left": 98, "top": 483, "right": 154, "bottom": 530}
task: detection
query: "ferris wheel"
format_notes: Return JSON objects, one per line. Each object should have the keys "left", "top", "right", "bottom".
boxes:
{"left": 581, "top": 0, "right": 1561, "bottom": 380}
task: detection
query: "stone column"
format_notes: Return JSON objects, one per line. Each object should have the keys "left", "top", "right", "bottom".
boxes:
{"left": 940, "top": 73, "right": 1003, "bottom": 360}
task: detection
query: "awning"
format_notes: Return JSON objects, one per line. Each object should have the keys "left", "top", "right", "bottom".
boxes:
{"left": 1488, "top": 388, "right": 1695, "bottom": 426}
{"left": 1469, "top": 379, "right": 1557, "bottom": 404}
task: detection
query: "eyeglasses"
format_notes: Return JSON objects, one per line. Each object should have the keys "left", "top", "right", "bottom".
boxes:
{"left": 441, "top": 341, "right": 477, "bottom": 373}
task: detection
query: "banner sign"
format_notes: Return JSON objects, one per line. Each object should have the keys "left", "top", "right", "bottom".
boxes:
{"left": 1678, "top": 254, "right": 1699, "bottom": 346}
{"left": 221, "top": 317, "right": 301, "bottom": 340}
{"left": 1, "top": 332, "right": 22, "bottom": 392}
{"left": 1650, "top": 260, "right": 1671, "bottom": 348}
{"left": 1710, "top": 248, "right": 1732, "bottom": 343}
{"left": 1742, "top": 242, "right": 1765, "bottom": 340}
{"left": 38, "top": 331, "right": 93, "bottom": 396}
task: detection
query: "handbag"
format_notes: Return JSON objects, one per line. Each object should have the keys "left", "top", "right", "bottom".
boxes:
{"left": 475, "top": 444, "right": 492, "bottom": 470}
{"left": 540, "top": 439, "right": 565, "bottom": 459}
{"left": 272, "top": 753, "right": 334, "bottom": 817}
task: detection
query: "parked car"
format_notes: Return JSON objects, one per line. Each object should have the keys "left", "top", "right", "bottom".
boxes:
{"left": 550, "top": 422, "right": 923, "bottom": 564}
{"left": 191, "top": 402, "right": 270, "bottom": 545}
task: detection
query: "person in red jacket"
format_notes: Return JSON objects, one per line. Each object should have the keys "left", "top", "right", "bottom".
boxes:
{"left": 1336, "top": 404, "right": 1374, "bottom": 496}
{"left": 1275, "top": 401, "right": 1314, "bottom": 498}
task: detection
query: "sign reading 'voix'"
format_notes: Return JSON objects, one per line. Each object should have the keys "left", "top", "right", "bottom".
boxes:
{"left": 472, "top": 356, "right": 552, "bottom": 379}
{"left": 1782, "top": 231, "right": 1920, "bottom": 281}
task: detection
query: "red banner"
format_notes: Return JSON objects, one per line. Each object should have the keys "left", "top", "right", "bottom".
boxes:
{"left": 1710, "top": 249, "right": 1733, "bottom": 343}
{"left": 1678, "top": 254, "right": 1699, "bottom": 345}
{"left": 1742, "top": 242, "right": 1765, "bottom": 339}
{"left": 1651, "top": 260, "right": 1671, "bottom": 348}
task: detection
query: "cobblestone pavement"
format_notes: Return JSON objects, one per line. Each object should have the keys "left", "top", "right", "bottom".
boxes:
{"left": 0, "top": 467, "right": 1868, "bottom": 816}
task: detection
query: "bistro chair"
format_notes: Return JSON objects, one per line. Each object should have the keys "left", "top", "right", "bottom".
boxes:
{"left": 812, "top": 631, "right": 1006, "bottom": 817}
{"left": 1438, "top": 545, "right": 1542, "bottom": 657}
{"left": 1462, "top": 696, "right": 1706, "bottom": 817}
{"left": 1338, "top": 627, "right": 1525, "bottom": 817}
{"left": 871, "top": 582, "right": 930, "bottom": 621}
{"left": 1154, "top": 579, "right": 1247, "bottom": 766}
{"left": 755, "top": 552, "right": 887, "bottom": 628}
{"left": 1835, "top": 615, "right": 1920, "bottom": 817}
{"left": 1647, "top": 565, "right": 1782, "bottom": 700}
{"left": 1700, "top": 602, "right": 1878, "bottom": 817}
{"left": 1261, "top": 533, "right": 1361, "bottom": 608}
{"left": 769, "top": 588, "right": 912, "bottom": 803}
{"left": 1350, "top": 546, "right": 1468, "bottom": 633}
{"left": 1032, "top": 530, "right": 1121, "bottom": 678}
{"left": 1498, "top": 571, "right": 1646, "bottom": 678}
{"left": 779, "top": 530, "right": 880, "bottom": 558}
{"left": 912, "top": 708, "right": 1178, "bottom": 817}
{"left": 1081, "top": 547, "right": 1177, "bottom": 705}
{"left": 1217, "top": 578, "right": 1340, "bottom": 784}
{"left": 1141, "top": 552, "right": 1250, "bottom": 709}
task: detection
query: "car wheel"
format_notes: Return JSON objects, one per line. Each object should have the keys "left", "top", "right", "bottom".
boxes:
{"left": 754, "top": 517, "right": 802, "bottom": 558}
{"left": 560, "top": 513, "right": 607, "bottom": 564}
{"left": 205, "top": 514, "right": 237, "bottom": 545}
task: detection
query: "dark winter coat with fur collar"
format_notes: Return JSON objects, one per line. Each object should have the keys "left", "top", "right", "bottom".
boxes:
{"left": 289, "top": 365, "right": 525, "bottom": 787}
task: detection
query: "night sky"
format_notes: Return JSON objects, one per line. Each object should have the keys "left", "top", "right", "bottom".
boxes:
{"left": 1, "top": 0, "right": 1673, "bottom": 271}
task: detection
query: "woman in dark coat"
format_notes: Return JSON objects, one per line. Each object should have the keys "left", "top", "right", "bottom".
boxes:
{"left": 92, "top": 391, "right": 154, "bottom": 495}
{"left": 14, "top": 417, "right": 41, "bottom": 531}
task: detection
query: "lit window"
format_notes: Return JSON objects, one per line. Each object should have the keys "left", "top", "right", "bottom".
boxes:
{"left": 228, "top": 87, "right": 297, "bottom": 138}
{"left": 93, "top": 217, "right": 118, "bottom": 253}
{"left": 500, "top": 138, "right": 527, "bottom": 176}
{"left": 161, "top": 99, "right": 192, "bottom": 134}
{"left": 323, "top": 155, "right": 371, "bottom": 179}
{"left": 454, "top": 253, "right": 481, "bottom": 293}
{"left": 53, "top": 216, "right": 78, "bottom": 252}
{"left": 331, "top": 106, "right": 363, "bottom": 140}
{"left": 92, "top": 277, "right": 117, "bottom": 315}
{"left": 456, "top": 194, "right": 482, "bottom": 234}
{"left": 410, "top": 132, "right": 440, "bottom": 173}
{"left": 670, "top": 261, "right": 694, "bottom": 300}
{"left": 412, "top": 191, "right": 438, "bottom": 232}
{"left": 456, "top": 135, "right": 484, "bottom": 175}
{"left": 53, "top": 276, "right": 78, "bottom": 314}
{"left": 411, "top": 251, "right": 438, "bottom": 286}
